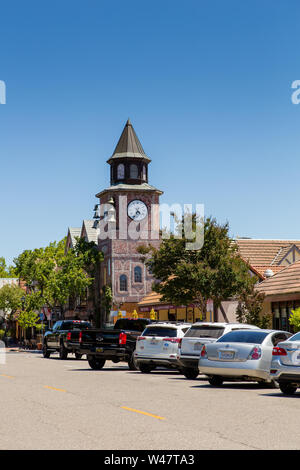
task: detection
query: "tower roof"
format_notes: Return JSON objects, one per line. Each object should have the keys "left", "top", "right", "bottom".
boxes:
{"left": 107, "top": 119, "right": 151, "bottom": 163}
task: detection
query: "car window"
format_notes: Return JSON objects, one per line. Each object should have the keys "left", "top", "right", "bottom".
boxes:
{"left": 115, "top": 319, "right": 149, "bottom": 332}
{"left": 217, "top": 330, "right": 269, "bottom": 344}
{"left": 142, "top": 327, "right": 177, "bottom": 337}
{"left": 289, "top": 332, "right": 300, "bottom": 341}
{"left": 184, "top": 326, "right": 225, "bottom": 339}
{"left": 60, "top": 321, "right": 91, "bottom": 331}
{"left": 182, "top": 327, "right": 190, "bottom": 334}
{"left": 52, "top": 322, "right": 61, "bottom": 331}
{"left": 272, "top": 332, "right": 292, "bottom": 346}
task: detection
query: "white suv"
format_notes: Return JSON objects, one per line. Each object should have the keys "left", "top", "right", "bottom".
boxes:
{"left": 178, "top": 322, "right": 260, "bottom": 379}
{"left": 134, "top": 322, "right": 191, "bottom": 373}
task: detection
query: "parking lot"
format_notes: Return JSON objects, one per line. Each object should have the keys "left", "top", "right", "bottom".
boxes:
{"left": 1, "top": 350, "right": 300, "bottom": 450}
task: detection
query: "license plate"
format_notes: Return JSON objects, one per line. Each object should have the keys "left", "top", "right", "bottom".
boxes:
{"left": 96, "top": 347, "right": 103, "bottom": 353}
{"left": 220, "top": 351, "right": 235, "bottom": 360}
{"left": 194, "top": 343, "right": 203, "bottom": 351}
{"left": 150, "top": 339, "right": 158, "bottom": 345}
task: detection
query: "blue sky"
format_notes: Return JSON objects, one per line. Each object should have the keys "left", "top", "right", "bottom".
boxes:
{"left": 1, "top": 0, "right": 300, "bottom": 266}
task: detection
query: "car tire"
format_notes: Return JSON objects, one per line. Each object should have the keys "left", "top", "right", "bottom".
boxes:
{"left": 128, "top": 353, "right": 139, "bottom": 371}
{"left": 75, "top": 353, "right": 82, "bottom": 360}
{"left": 42, "top": 343, "right": 51, "bottom": 358}
{"left": 279, "top": 382, "right": 298, "bottom": 395}
{"left": 139, "top": 364, "right": 152, "bottom": 374}
{"left": 208, "top": 376, "right": 224, "bottom": 387}
{"left": 59, "top": 342, "right": 68, "bottom": 360}
{"left": 182, "top": 367, "right": 199, "bottom": 380}
{"left": 88, "top": 357, "right": 106, "bottom": 370}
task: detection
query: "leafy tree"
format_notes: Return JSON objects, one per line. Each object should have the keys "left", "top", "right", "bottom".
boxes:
{"left": 289, "top": 308, "right": 300, "bottom": 332}
{"left": 138, "top": 216, "right": 256, "bottom": 318}
{"left": 14, "top": 238, "right": 96, "bottom": 322}
{"left": 0, "top": 284, "right": 25, "bottom": 335}
{"left": 236, "top": 285, "right": 270, "bottom": 328}
{"left": 0, "top": 257, "right": 17, "bottom": 278}
{"left": 17, "top": 310, "right": 40, "bottom": 339}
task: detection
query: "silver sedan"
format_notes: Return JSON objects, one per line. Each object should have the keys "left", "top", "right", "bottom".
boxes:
{"left": 198, "top": 329, "right": 292, "bottom": 387}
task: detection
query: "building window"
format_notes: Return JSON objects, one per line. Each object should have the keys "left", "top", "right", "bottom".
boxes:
{"left": 134, "top": 266, "right": 142, "bottom": 283}
{"left": 120, "top": 274, "right": 127, "bottom": 291}
{"left": 130, "top": 164, "right": 138, "bottom": 179}
{"left": 142, "top": 165, "right": 147, "bottom": 180}
{"left": 117, "top": 163, "right": 125, "bottom": 179}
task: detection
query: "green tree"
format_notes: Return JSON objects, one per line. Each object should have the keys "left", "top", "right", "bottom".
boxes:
{"left": 289, "top": 308, "right": 300, "bottom": 332}
{"left": 0, "top": 257, "right": 17, "bottom": 278}
{"left": 138, "top": 216, "right": 256, "bottom": 318}
{"left": 17, "top": 310, "right": 40, "bottom": 339}
{"left": 0, "top": 284, "right": 25, "bottom": 335}
{"left": 14, "top": 238, "right": 96, "bottom": 322}
{"left": 236, "top": 285, "right": 270, "bottom": 328}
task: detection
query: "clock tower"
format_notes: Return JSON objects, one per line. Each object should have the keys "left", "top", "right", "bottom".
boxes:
{"left": 95, "top": 119, "right": 163, "bottom": 316}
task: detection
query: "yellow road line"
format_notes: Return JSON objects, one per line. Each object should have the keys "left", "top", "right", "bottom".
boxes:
{"left": 121, "top": 406, "right": 165, "bottom": 421}
{"left": 44, "top": 385, "right": 67, "bottom": 393}
{"left": 0, "top": 374, "right": 14, "bottom": 379}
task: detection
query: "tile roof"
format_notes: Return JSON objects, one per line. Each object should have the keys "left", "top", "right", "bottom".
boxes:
{"left": 138, "top": 291, "right": 163, "bottom": 306}
{"left": 255, "top": 260, "right": 300, "bottom": 297}
{"left": 235, "top": 239, "right": 300, "bottom": 277}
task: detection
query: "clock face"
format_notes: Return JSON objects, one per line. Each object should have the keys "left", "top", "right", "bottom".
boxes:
{"left": 127, "top": 199, "right": 148, "bottom": 221}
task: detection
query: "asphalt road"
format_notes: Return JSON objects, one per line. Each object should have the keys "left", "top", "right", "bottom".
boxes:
{"left": 1, "top": 350, "right": 300, "bottom": 450}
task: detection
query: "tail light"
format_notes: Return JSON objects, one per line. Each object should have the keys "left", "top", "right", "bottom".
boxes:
{"left": 162, "top": 337, "right": 181, "bottom": 344}
{"left": 137, "top": 336, "right": 146, "bottom": 341}
{"left": 79, "top": 331, "right": 82, "bottom": 343}
{"left": 200, "top": 345, "right": 207, "bottom": 358}
{"left": 248, "top": 346, "right": 261, "bottom": 360}
{"left": 119, "top": 332, "right": 127, "bottom": 345}
{"left": 66, "top": 332, "right": 71, "bottom": 341}
{"left": 272, "top": 347, "right": 287, "bottom": 356}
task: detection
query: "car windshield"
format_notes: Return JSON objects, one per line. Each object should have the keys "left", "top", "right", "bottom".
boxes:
{"left": 217, "top": 330, "right": 269, "bottom": 344}
{"left": 142, "top": 327, "right": 177, "bottom": 337}
{"left": 288, "top": 332, "right": 300, "bottom": 341}
{"left": 184, "top": 326, "right": 225, "bottom": 339}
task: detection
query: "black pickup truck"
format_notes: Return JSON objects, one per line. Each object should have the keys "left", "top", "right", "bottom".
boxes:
{"left": 66, "top": 318, "right": 152, "bottom": 370}
{"left": 43, "top": 320, "right": 92, "bottom": 359}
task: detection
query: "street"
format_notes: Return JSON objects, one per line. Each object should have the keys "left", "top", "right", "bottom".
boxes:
{"left": 1, "top": 350, "right": 300, "bottom": 450}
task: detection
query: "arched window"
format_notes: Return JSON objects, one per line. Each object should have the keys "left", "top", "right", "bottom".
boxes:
{"left": 130, "top": 164, "right": 138, "bottom": 179}
{"left": 117, "top": 163, "right": 125, "bottom": 179}
{"left": 120, "top": 274, "right": 127, "bottom": 291}
{"left": 134, "top": 266, "right": 142, "bottom": 283}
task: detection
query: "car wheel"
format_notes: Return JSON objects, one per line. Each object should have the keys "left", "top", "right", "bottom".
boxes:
{"left": 128, "top": 354, "right": 139, "bottom": 371}
{"left": 59, "top": 342, "right": 68, "bottom": 360}
{"left": 208, "top": 376, "right": 224, "bottom": 387}
{"left": 279, "top": 382, "right": 298, "bottom": 395}
{"left": 75, "top": 353, "right": 82, "bottom": 360}
{"left": 139, "top": 364, "right": 152, "bottom": 373}
{"left": 42, "top": 343, "right": 51, "bottom": 358}
{"left": 88, "top": 357, "right": 106, "bottom": 370}
{"left": 182, "top": 367, "right": 199, "bottom": 380}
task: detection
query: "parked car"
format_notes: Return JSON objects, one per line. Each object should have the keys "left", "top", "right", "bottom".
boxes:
{"left": 198, "top": 329, "right": 292, "bottom": 387}
{"left": 43, "top": 320, "right": 92, "bottom": 359}
{"left": 134, "top": 322, "right": 191, "bottom": 373}
{"left": 270, "top": 331, "right": 300, "bottom": 395}
{"left": 67, "top": 318, "right": 152, "bottom": 370}
{"left": 177, "top": 322, "right": 260, "bottom": 379}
